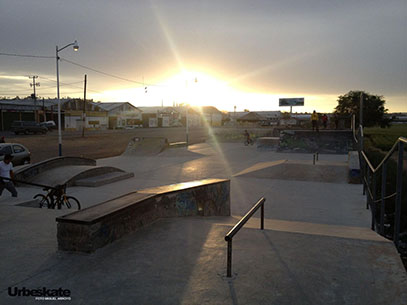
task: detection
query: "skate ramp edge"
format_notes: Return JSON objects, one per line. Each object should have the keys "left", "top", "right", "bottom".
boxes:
{"left": 235, "top": 160, "right": 348, "bottom": 183}
{"left": 14, "top": 156, "right": 96, "bottom": 182}
{"left": 123, "top": 137, "right": 169, "bottom": 156}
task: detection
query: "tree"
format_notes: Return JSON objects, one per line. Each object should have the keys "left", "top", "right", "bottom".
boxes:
{"left": 334, "top": 90, "right": 390, "bottom": 127}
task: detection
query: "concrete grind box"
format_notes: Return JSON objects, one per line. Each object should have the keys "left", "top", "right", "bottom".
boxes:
{"left": 57, "top": 179, "right": 230, "bottom": 253}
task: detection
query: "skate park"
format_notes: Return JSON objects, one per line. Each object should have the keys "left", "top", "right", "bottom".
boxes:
{"left": 1, "top": 133, "right": 406, "bottom": 305}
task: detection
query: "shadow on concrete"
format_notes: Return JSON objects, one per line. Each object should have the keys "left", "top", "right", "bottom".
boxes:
{"left": 227, "top": 279, "right": 240, "bottom": 305}
{"left": 261, "top": 231, "right": 313, "bottom": 305}
{"left": 1, "top": 218, "right": 219, "bottom": 305}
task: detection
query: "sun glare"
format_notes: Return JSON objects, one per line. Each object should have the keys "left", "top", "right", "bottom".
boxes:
{"left": 160, "top": 71, "right": 233, "bottom": 107}
{"left": 92, "top": 70, "right": 339, "bottom": 113}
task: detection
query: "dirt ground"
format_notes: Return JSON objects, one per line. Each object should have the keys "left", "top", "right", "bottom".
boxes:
{"left": 5, "top": 127, "right": 209, "bottom": 163}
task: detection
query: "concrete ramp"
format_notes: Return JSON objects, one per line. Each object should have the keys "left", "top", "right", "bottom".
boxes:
{"left": 122, "top": 137, "right": 169, "bottom": 156}
{"left": 234, "top": 160, "right": 348, "bottom": 183}
{"left": 13, "top": 156, "right": 134, "bottom": 188}
{"left": 24, "top": 165, "right": 134, "bottom": 187}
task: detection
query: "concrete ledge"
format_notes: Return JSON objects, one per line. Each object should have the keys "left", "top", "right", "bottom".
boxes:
{"left": 169, "top": 141, "right": 187, "bottom": 148}
{"left": 75, "top": 171, "right": 135, "bottom": 187}
{"left": 256, "top": 137, "right": 280, "bottom": 149}
{"left": 56, "top": 178, "right": 230, "bottom": 252}
{"left": 348, "top": 151, "right": 361, "bottom": 184}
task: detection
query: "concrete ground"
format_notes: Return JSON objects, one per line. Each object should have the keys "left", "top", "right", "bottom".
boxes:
{"left": 0, "top": 143, "right": 406, "bottom": 304}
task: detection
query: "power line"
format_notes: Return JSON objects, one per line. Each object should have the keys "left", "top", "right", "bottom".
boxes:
{"left": 0, "top": 52, "right": 54, "bottom": 59}
{"left": 1, "top": 52, "right": 169, "bottom": 93}
{"left": 60, "top": 57, "right": 167, "bottom": 88}
{"left": 60, "top": 57, "right": 145, "bottom": 85}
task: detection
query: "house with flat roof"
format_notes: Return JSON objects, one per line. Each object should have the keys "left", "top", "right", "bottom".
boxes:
{"left": 97, "top": 102, "right": 142, "bottom": 129}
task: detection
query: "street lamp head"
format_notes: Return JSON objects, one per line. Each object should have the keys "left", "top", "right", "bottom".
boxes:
{"left": 73, "top": 40, "right": 79, "bottom": 51}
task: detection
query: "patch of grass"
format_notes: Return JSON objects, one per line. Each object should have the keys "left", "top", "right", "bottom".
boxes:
{"left": 364, "top": 125, "right": 407, "bottom": 151}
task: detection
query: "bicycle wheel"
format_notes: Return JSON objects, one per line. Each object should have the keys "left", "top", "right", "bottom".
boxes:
{"left": 34, "top": 194, "right": 50, "bottom": 208}
{"left": 65, "top": 196, "right": 81, "bottom": 210}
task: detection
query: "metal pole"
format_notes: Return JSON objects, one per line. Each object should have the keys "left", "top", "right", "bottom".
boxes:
{"left": 56, "top": 46, "right": 62, "bottom": 156}
{"left": 227, "top": 239, "right": 232, "bottom": 277}
{"left": 261, "top": 203, "right": 264, "bottom": 230}
{"left": 362, "top": 158, "right": 366, "bottom": 195}
{"left": 366, "top": 169, "right": 370, "bottom": 209}
{"left": 33, "top": 77, "right": 37, "bottom": 122}
{"left": 42, "top": 98, "right": 46, "bottom": 122}
{"left": 380, "top": 163, "right": 387, "bottom": 235}
{"left": 371, "top": 172, "right": 377, "bottom": 230}
{"left": 394, "top": 141, "right": 404, "bottom": 248}
{"left": 313, "top": 154, "right": 316, "bottom": 165}
{"left": 186, "top": 106, "right": 189, "bottom": 144}
{"left": 82, "top": 74, "right": 87, "bottom": 138}
{"left": 359, "top": 92, "right": 363, "bottom": 128}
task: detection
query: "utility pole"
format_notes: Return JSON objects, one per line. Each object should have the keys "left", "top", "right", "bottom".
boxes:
{"left": 42, "top": 98, "right": 46, "bottom": 122}
{"left": 359, "top": 92, "right": 364, "bottom": 151}
{"left": 29, "top": 76, "right": 40, "bottom": 122}
{"left": 82, "top": 74, "right": 87, "bottom": 137}
{"left": 359, "top": 92, "right": 363, "bottom": 128}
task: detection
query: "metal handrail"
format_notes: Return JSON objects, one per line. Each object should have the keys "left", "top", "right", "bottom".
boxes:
{"left": 361, "top": 137, "right": 407, "bottom": 173}
{"left": 357, "top": 131, "right": 406, "bottom": 248}
{"left": 225, "top": 197, "right": 265, "bottom": 277}
{"left": 352, "top": 115, "right": 358, "bottom": 143}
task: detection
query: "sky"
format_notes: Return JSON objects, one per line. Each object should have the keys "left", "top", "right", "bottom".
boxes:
{"left": 0, "top": 0, "right": 406, "bottom": 113}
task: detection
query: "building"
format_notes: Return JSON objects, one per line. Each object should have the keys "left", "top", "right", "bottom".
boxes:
{"left": 0, "top": 98, "right": 69, "bottom": 131}
{"left": 236, "top": 112, "right": 267, "bottom": 126}
{"left": 138, "top": 106, "right": 182, "bottom": 127}
{"left": 63, "top": 99, "right": 108, "bottom": 131}
{"left": 97, "top": 102, "right": 142, "bottom": 129}
{"left": 175, "top": 106, "right": 201, "bottom": 128}
{"left": 200, "top": 106, "right": 222, "bottom": 127}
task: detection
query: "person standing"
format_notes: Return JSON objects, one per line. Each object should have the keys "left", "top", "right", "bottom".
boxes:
{"left": 322, "top": 114, "right": 328, "bottom": 129}
{"left": 0, "top": 154, "right": 17, "bottom": 197}
{"left": 243, "top": 129, "right": 253, "bottom": 145}
{"left": 311, "top": 110, "right": 319, "bottom": 132}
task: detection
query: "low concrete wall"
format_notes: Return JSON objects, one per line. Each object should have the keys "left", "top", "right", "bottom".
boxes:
{"left": 279, "top": 130, "right": 353, "bottom": 154}
{"left": 56, "top": 179, "right": 230, "bottom": 253}
{"left": 15, "top": 156, "right": 96, "bottom": 182}
{"left": 348, "top": 151, "right": 361, "bottom": 184}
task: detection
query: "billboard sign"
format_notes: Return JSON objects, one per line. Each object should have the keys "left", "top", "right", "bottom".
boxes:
{"left": 279, "top": 98, "right": 304, "bottom": 107}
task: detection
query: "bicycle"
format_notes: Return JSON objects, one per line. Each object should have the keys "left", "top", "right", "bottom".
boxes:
{"left": 34, "top": 184, "right": 81, "bottom": 210}
{"left": 244, "top": 138, "right": 254, "bottom": 146}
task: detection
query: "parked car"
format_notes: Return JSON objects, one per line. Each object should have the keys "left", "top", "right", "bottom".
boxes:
{"left": 11, "top": 121, "right": 48, "bottom": 135}
{"left": 40, "top": 120, "right": 57, "bottom": 131}
{"left": 0, "top": 143, "right": 31, "bottom": 165}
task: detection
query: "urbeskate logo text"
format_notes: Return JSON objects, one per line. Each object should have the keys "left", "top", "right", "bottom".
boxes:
{"left": 8, "top": 287, "right": 71, "bottom": 301}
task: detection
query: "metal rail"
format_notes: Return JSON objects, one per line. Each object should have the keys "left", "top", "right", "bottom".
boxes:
{"left": 354, "top": 122, "right": 407, "bottom": 247}
{"left": 225, "top": 197, "right": 265, "bottom": 277}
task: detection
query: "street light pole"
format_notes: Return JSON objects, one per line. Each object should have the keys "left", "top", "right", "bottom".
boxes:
{"left": 56, "top": 40, "right": 79, "bottom": 156}
{"left": 184, "top": 77, "right": 197, "bottom": 145}
{"left": 186, "top": 105, "right": 189, "bottom": 144}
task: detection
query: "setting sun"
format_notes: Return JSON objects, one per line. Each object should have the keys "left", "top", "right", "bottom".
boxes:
{"left": 92, "top": 70, "right": 340, "bottom": 113}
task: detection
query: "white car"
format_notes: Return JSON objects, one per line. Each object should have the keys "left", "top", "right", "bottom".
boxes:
{"left": 40, "top": 120, "right": 57, "bottom": 130}
{"left": 0, "top": 143, "right": 31, "bottom": 165}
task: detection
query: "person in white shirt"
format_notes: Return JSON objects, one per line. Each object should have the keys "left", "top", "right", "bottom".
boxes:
{"left": 0, "top": 154, "right": 17, "bottom": 197}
